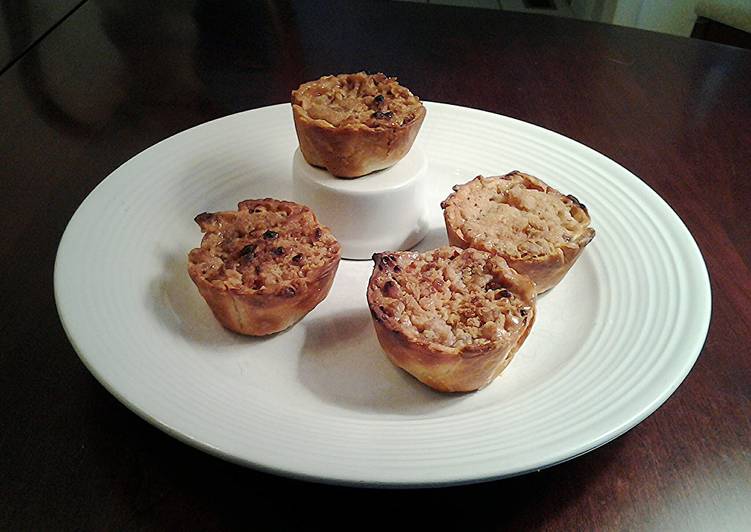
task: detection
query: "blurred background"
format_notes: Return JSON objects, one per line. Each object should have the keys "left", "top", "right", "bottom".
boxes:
{"left": 400, "top": 0, "right": 751, "bottom": 46}
{"left": 2, "top": 0, "right": 750, "bottom": 79}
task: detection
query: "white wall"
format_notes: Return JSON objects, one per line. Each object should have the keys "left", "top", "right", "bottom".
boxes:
{"left": 571, "top": 0, "right": 618, "bottom": 21}
{"left": 623, "top": 0, "right": 700, "bottom": 36}
{"left": 573, "top": 0, "right": 701, "bottom": 37}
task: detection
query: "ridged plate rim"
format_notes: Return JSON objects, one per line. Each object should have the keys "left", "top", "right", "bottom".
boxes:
{"left": 54, "top": 102, "right": 711, "bottom": 487}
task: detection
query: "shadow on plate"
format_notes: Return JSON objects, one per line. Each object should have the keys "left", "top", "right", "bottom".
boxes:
{"left": 410, "top": 225, "right": 448, "bottom": 253}
{"left": 297, "top": 308, "right": 467, "bottom": 415}
{"left": 150, "top": 150, "right": 297, "bottom": 348}
{"left": 147, "top": 251, "right": 284, "bottom": 349}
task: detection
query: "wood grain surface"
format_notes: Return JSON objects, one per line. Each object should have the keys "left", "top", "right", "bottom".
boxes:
{"left": 0, "top": 0, "right": 85, "bottom": 72}
{"left": 1, "top": 1, "right": 749, "bottom": 529}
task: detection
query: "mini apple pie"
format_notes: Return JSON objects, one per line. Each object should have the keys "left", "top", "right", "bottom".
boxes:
{"left": 291, "top": 72, "right": 426, "bottom": 178}
{"left": 367, "top": 247, "right": 536, "bottom": 392}
{"left": 441, "top": 172, "right": 595, "bottom": 293}
{"left": 188, "top": 199, "right": 341, "bottom": 336}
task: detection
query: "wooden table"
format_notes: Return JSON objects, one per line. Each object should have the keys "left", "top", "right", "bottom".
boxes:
{"left": 2, "top": 1, "right": 749, "bottom": 529}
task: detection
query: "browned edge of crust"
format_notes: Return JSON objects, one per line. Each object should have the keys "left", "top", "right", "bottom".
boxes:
{"left": 366, "top": 250, "right": 536, "bottom": 393}
{"left": 291, "top": 101, "right": 426, "bottom": 178}
{"left": 441, "top": 171, "right": 595, "bottom": 293}
{"left": 189, "top": 257, "right": 339, "bottom": 336}
{"left": 187, "top": 199, "right": 342, "bottom": 336}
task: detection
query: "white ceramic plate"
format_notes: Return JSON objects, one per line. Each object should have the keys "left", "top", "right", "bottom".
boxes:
{"left": 55, "top": 102, "right": 710, "bottom": 486}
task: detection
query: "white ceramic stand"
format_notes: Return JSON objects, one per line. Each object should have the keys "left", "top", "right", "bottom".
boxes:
{"left": 292, "top": 146, "right": 429, "bottom": 260}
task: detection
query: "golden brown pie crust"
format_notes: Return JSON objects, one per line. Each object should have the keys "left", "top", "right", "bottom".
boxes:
{"left": 291, "top": 72, "right": 426, "bottom": 178}
{"left": 441, "top": 171, "right": 595, "bottom": 293}
{"left": 367, "top": 247, "right": 536, "bottom": 392}
{"left": 188, "top": 199, "right": 341, "bottom": 336}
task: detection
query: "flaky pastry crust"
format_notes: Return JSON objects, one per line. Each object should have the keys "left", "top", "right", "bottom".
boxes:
{"left": 188, "top": 199, "right": 341, "bottom": 336}
{"left": 441, "top": 171, "right": 595, "bottom": 293}
{"left": 291, "top": 72, "right": 426, "bottom": 178}
{"left": 367, "top": 247, "right": 536, "bottom": 392}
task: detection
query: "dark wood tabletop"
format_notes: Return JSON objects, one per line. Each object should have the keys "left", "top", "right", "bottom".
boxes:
{"left": 2, "top": 0, "right": 750, "bottom": 529}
